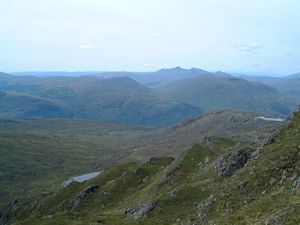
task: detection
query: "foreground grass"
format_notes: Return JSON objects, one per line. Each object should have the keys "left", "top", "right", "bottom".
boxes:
{"left": 3, "top": 110, "right": 300, "bottom": 224}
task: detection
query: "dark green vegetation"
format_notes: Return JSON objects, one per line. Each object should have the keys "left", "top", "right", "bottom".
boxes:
{"left": 0, "top": 119, "right": 147, "bottom": 205}
{"left": 1, "top": 68, "right": 299, "bottom": 125}
{"left": 2, "top": 109, "right": 299, "bottom": 225}
{"left": 0, "top": 72, "right": 201, "bottom": 126}
{"left": 0, "top": 68, "right": 299, "bottom": 224}
{"left": 241, "top": 74, "right": 300, "bottom": 104}
{"left": 0, "top": 116, "right": 167, "bottom": 205}
{"left": 155, "top": 73, "right": 296, "bottom": 116}
{"left": 0, "top": 110, "right": 282, "bottom": 206}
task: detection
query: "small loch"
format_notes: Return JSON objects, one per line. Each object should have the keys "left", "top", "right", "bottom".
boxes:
{"left": 62, "top": 171, "right": 101, "bottom": 187}
{"left": 255, "top": 116, "right": 285, "bottom": 122}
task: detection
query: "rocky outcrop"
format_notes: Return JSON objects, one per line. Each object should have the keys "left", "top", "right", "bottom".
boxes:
{"left": 0, "top": 210, "right": 6, "bottom": 225}
{"left": 290, "top": 176, "right": 300, "bottom": 192}
{"left": 125, "top": 201, "right": 156, "bottom": 219}
{"left": 197, "top": 194, "right": 216, "bottom": 224}
{"left": 260, "top": 203, "right": 300, "bottom": 225}
{"left": 216, "top": 147, "right": 255, "bottom": 177}
{"left": 72, "top": 184, "right": 99, "bottom": 208}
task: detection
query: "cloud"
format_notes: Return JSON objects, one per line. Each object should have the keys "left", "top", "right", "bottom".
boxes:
{"left": 143, "top": 63, "right": 154, "bottom": 67}
{"left": 79, "top": 44, "right": 96, "bottom": 49}
{"left": 233, "top": 43, "right": 264, "bottom": 54}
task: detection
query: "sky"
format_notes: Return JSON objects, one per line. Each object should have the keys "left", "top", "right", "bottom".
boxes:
{"left": 0, "top": 0, "right": 299, "bottom": 75}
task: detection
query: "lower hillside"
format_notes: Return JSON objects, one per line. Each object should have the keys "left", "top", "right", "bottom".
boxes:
{"left": 1, "top": 109, "right": 299, "bottom": 224}
{"left": 0, "top": 119, "right": 147, "bottom": 205}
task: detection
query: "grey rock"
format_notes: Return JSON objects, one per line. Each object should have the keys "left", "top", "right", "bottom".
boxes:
{"left": 291, "top": 176, "right": 300, "bottom": 192}
{"left": 263, "top": 215, "right": 284, "bottom": 225}
{"left": 0, "top": 208, "right": 9, "bottom": 225}
{"left": 166, "top": 166, "right": 180, "bottom": 177}
{"left": 269, "top": 177, "right": 277, "bottom": 186}
{"left": 135, "top": 168, "right": 144, "bottom": 175}
{"left": 140, "top": 157, "right": 153, "bottom": 165}
{"left": 169, "top": 189, "right": 177, "bottom": 199}
{"left": 216, "top": 147, "right": 255, "bottom": 177}
{"left": 72, "top": 184, "right": 99, "bottom": 208}
{"left": 125, "top": 201, "right": 155, "bottom": 219}
{"left": 197, "top": 194, "right": 215, "bottom": 224}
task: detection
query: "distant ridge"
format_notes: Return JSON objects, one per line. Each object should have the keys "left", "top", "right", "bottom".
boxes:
{"left": 11, "top": 67, "right": 210, "bottom": 87}
{"left": 154, "top": 74, "right": 294, "bottom": 116}
{"left": 0, "top": 75, "right": 202, "bottom": 125}
{"left": 287, "top": 72, "right": 300, "bottom": 78}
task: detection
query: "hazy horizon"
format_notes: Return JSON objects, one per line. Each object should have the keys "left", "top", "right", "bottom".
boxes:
{"left": 1, "top": 0, "right": 300, "bottom": 74}
{"left": 7, "top": 66, "right": 294, "bottom": 77}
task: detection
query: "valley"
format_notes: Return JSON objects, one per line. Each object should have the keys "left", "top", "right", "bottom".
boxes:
{"left": 0, "top": 68, "right": 299, "bottom": 224}
{"left": 1, "top": 1, "right": 299, "bottom": 224}
{"left": 1, "top": 108, "right": 299, "bottom": 225}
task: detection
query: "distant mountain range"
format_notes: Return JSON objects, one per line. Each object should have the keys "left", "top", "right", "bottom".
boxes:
{"left": 12, "top": 66, "right": 208, "bottom": 87}
{"left": 154, "top": 71, "right": 295, "bottom": 116}
{"left": 240, "top": 73, "right": 300, "bottom": 103}
{"left": 0, "top": 74, "right": 201, "bottom": 125}
{"left": 0, "top": 68, "right": 299, "bottom": 125}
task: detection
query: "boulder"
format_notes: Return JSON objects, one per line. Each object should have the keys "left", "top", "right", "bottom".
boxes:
{"left": 197, "top": 194, "right": 216, "bottom": 224}
{"left": 72, "top": 184, "right": 99, "bottom": 208}
{"left": 125, "top": 201, "right": 155, "bottom": 219}
{"left": 291, "top": 176, "right": 300, "bottom": 192}
{"left": 217, "top": 147, "right": 255, "bottom": 177}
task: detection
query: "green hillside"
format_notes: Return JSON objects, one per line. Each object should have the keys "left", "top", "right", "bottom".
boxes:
{"left": 0, "top": 110, "right": 281, "bottom": 208}
{"left": 0, "top": 118, "right": 151, "bottom": 206}
{"left": 241, "top": 75, "right": 300, "bottom": 103}
{"left": 1, "top": 109, "right": 299, "bottom": 225}
{"left": 1, "top": 70, "right": 298, "bottom": 124}
{"left": 0, "top": 91, "right": 71, "bottom": 118}
{"left": 132, "top": 109, "right": 283, "bottom": 159}
{"left": 155, "top": 74, "right": 296, "bottom": 116}
{"left": 0, "top": 75, "right": 202, "bottom": 125}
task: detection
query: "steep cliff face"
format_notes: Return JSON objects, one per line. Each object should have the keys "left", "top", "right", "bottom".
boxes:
{"left": 1, "top": 110, "right": 300, "bottom": 225}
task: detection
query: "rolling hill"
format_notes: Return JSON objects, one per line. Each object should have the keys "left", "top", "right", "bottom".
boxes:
{"left": 0, "top": 109, "right": 283, "bottom": 208}
{"left": 13, "top": 67, "right": 209, "bottom": 87}
{"left": 1, "top": 108, "right": 299, "bottom": 225}
{"left": 131, "top": 109, "right": 284, "bottom": 159}
{"left": 0, "top": 118, "right": 150, "bottom": 205}
{"left": 0, "top": 91, "right": 71, "bottom": 118}
{"left": 0, "top": 74, "right": 202, "bottom": 125}
{"left": 1, "top": 69, "right": 298, "bottom": 125}
{"left": 154, "top": 73, "right": 296, "bottom": 116}
{"left": 241, "top": 73, "right": 300, "bottom": 102}
{"left": 0, "top": 109, "right": 282, "bottom": 207}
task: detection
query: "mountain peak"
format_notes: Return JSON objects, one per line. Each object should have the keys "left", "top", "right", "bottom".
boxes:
{"left": 157, "top": 66, "right": 186, "bottom": 73}
{"left": 287, "top": 72, "right": 300, "bottom": 78}
{"left": 214, "top": 71, "right": 232, "bottom": 77}
{"left": 0, "top": 71, "right": 10, "bottom": 77}
{"left": 157, "top": 67, "right": 208, "bottom": 74}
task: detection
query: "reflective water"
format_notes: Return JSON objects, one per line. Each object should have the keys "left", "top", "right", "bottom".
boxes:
{"left": 62, "top": 171, "right": 101, "bottom": 187}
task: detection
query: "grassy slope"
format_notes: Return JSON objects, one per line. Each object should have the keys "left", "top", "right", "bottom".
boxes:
{"left": 0, "top": 119, "right": 152, "bottom": 205}
{"left": 131, "top": 109, "right": 283, "bottom": 159}
{"left": 4, "top": 110, "right": 300, "bottom": 225}
{"left": 0, "top": 132, "right": 135, "bottom": 205}
{"left": 0, "top": 109, "right": 280, "bottom": 207}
